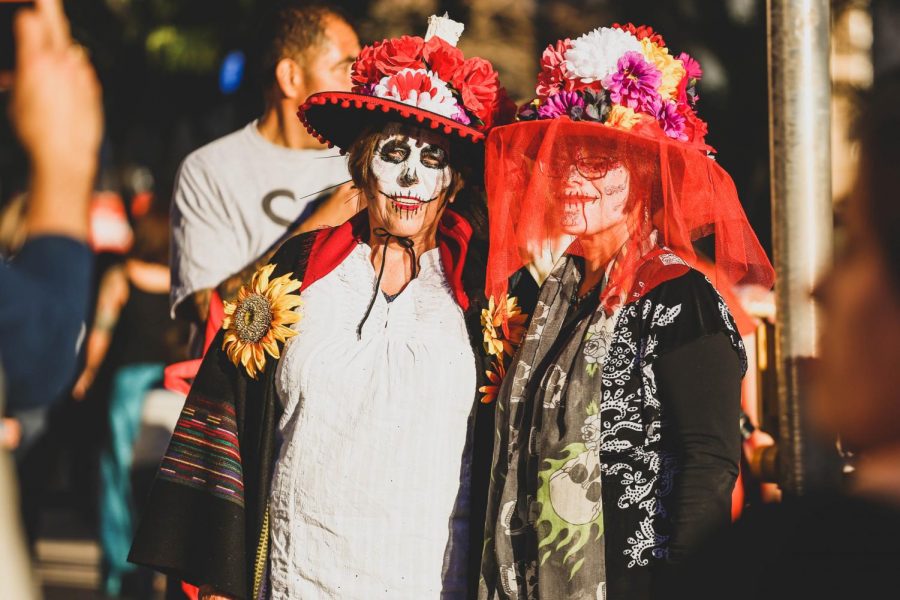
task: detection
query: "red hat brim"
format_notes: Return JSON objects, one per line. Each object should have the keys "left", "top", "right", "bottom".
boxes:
{"left": 298, "top": 92, "right": 485, "bottom": 154}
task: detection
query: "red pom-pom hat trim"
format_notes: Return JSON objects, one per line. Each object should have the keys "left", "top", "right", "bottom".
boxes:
{"left": 298, "top": 91, "right": 485, "bottom": 154}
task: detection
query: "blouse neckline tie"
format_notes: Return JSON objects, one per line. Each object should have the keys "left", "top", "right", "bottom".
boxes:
{"left": 357, "top": 227, "right": 418, "bottom": 339}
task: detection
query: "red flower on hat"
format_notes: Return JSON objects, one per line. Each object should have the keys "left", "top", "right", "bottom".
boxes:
{"left": 679, "top": 103, "right": 708, "bottom": 144}
{"left": 372, "top": 35, "right": 426, "bottom": 77}
{"left": 536, "top": 39, "right": 570, "bottom": 98}
{"left": 613, "top": 22, "right": 666, "bottom": 47}
{"left": 423, "top": 37, "right": 465, "bottom": 85}
{"left": 351, "top": 42, "right": 382, "bottom": 89}
{"left": 492, "top": 87, "right": 518, "bottom": 128}
{"left": 451, "top": 56, "right": 500, "bottom": 124}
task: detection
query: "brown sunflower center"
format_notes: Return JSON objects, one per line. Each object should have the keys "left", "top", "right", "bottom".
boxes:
{"left": 233, "top": 293, "right": 273, "bottom": 343}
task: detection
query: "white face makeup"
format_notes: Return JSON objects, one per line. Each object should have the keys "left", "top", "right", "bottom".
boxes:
{"left": 559, "top": 163, "right": 630, "bottom": 237}
{"left": 369, "top": 124, "right": 454, "bottom": 238}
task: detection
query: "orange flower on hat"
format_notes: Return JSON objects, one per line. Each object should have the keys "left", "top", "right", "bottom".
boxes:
{"left": 222, "top": 264, "right": 302, "bottom": 379}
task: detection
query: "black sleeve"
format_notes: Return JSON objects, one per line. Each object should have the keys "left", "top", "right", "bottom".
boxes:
{"left": 654, "top": 331, "right": 742, "bottom": 564}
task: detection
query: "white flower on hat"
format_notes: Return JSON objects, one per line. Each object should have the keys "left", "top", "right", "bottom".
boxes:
{"left": 373, "top": 68, "right": 460, "bottom": 119}
{"left": 563, "top": 27, "right": 642, "bottom": 83}
{"left": 424, "top": 12, "right": 465, "bottom": 47}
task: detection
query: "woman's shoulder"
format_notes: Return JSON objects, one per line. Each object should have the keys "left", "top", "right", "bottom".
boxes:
{"left": 649, "top": 265, "right": 722, "bottom": 305}
{"left": 631, "top": 262, "right": 745, "bottom": 362}
{"left": 270, "top": 230, "right": 321, "bottom": 267}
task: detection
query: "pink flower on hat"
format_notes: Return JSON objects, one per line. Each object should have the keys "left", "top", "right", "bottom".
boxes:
{"left": 604, "top": 51, "right": 661, "bottom": 113}
{"left": 653, "top": 98, "right": 688, "bottom": 141}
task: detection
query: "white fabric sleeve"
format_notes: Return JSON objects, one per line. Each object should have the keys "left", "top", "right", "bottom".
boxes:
{"left": 169, "top": 154, "right": 242, "bottom": 318}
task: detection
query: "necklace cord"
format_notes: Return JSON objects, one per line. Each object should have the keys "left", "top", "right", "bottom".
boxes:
{"left": 357, "top": 227, "right": 417, "bottom": 339}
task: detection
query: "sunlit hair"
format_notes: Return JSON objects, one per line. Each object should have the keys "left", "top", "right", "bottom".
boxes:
{"left": 129, "top": 207, "right": 170, "bottom": 266}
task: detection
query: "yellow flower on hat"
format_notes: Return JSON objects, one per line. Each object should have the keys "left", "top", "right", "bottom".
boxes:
{"left": 640, "top": 38, "right": 685, "bottom": 100}
{"left": 222, "top": 264, "right": 302, "bottom": 379}
{"left": 605, "top": 105, "right": 641, "bottom": 130}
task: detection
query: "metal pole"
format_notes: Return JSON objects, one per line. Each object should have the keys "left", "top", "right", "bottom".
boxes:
{"left": 767, "top": 0, "right": 836, "bottom": 496}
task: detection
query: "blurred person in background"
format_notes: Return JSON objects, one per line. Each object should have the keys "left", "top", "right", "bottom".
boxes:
{"left": 170, "top": 0, "right": 360, "bottom": 345}
{"left": 687, "top": 73, "right": 900, "bottom": 600}
{"left": 1, "top": 0, "right": 101, "bottom": 412}
{"left": 0, "top": 0, "right": 103, "bottom": 597}
{"left": 73, "top": 205, "right": 188, "bottom": 597}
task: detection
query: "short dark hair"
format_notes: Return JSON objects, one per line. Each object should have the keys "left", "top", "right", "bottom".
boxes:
{"left": 129, "top": 208, "right": 170, "bottom": 266}
{"left": 253, "top": 1, "right": 350, "bottom": 94}
{"left": 855, "top": 71, "right": 900, "bottom": 290}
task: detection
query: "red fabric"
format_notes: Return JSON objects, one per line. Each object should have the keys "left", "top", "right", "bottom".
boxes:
{"left": 328, "top": 209, "right": 472, "bottom": 310}
{"left": 732, "top": 469, "right": 745, "bottom": 521}
{"left": 694, "top": 258, "right": 757, "bottom": 336}
{"left": 484, "top": 118, "right": 774, "bottom": 305}
{"left": 180, "top": 582, "right": 199, "bottom": 600}
{"left": 437, "top": 210, "right": 473, "bottom": 310}
{"left": 603, "top": 246, "right": 690, "bottom": 314}
{"left": 163, "top": 291, "right": 225, "bottom": 395}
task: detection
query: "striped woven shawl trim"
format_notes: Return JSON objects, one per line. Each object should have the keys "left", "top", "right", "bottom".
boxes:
{"left": 158, "top": 394, "right": 245, "bottom": 506}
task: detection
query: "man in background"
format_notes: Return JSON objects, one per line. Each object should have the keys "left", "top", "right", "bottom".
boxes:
{"left": 170, "top": 1, "right": 360, "bottom": 338}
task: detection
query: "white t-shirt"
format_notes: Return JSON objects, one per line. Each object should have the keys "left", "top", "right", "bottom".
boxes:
{"left": 169, "top": 120, "right": 350, "bottom": 316}
{"left": 269, "top": 243, "right": 477, "bottom": 599}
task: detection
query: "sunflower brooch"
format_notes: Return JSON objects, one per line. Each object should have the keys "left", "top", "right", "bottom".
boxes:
{"left": 478, "top": 294, "right": 528, "bottom": 403}
{"left": 222, "top": 264, "right": 302, "bottom": 379}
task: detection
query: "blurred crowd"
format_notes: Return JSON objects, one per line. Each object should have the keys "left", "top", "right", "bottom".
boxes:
{"left": 1, "top": 1, "right": 900, "bottom": 599}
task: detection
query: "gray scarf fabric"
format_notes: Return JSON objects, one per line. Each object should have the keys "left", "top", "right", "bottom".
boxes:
{"left": 481, "top": 257, "right": 617, "bottom": 600}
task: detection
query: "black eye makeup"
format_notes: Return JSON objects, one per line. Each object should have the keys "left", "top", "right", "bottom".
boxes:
{"left": 379, "top": 138, "right": 410, "bottom": 163}
{"left": 420, "top": 145, "right": 448, "bottom": 169}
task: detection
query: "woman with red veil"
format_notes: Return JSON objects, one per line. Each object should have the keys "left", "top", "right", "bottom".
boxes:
{"left": 477, "top": 24, "right": 774, "bottom": 599}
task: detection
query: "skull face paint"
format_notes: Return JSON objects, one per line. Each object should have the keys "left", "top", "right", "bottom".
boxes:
{"left": 369, "top": 124, "right": 454, "bottom": 238}
{"left": 557, "top": 160, "right": 631, "bottom": 237}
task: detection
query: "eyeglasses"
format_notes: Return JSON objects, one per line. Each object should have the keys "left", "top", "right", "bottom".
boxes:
{"left": 539, "top": 153, "right": 623, "bottom": 180}
{"left": 574, "top": 154, "right": 622, "bottom": 180}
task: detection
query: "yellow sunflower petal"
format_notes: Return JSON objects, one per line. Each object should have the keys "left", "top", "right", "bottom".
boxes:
{"left": 252, "top": 343, "right": 265, "bottom": 368}
{"left": 276, "top": 273, "right": 302, "bottom": 294}
{"left": 253, "top": 264, "right": 276, "bottom": 292}
{"left": 273, "top": 324, "right": 299, "bottom": 341}
{"left": 275, "top": 312, "right": 301, "bottom": 328}
{"left": 273, "top": 295, "right": 303, "bottom": 313}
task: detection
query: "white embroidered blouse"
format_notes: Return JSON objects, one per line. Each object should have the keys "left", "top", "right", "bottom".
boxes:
{"left": 268, "top": 242, "right": 477, "bottom": 599}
